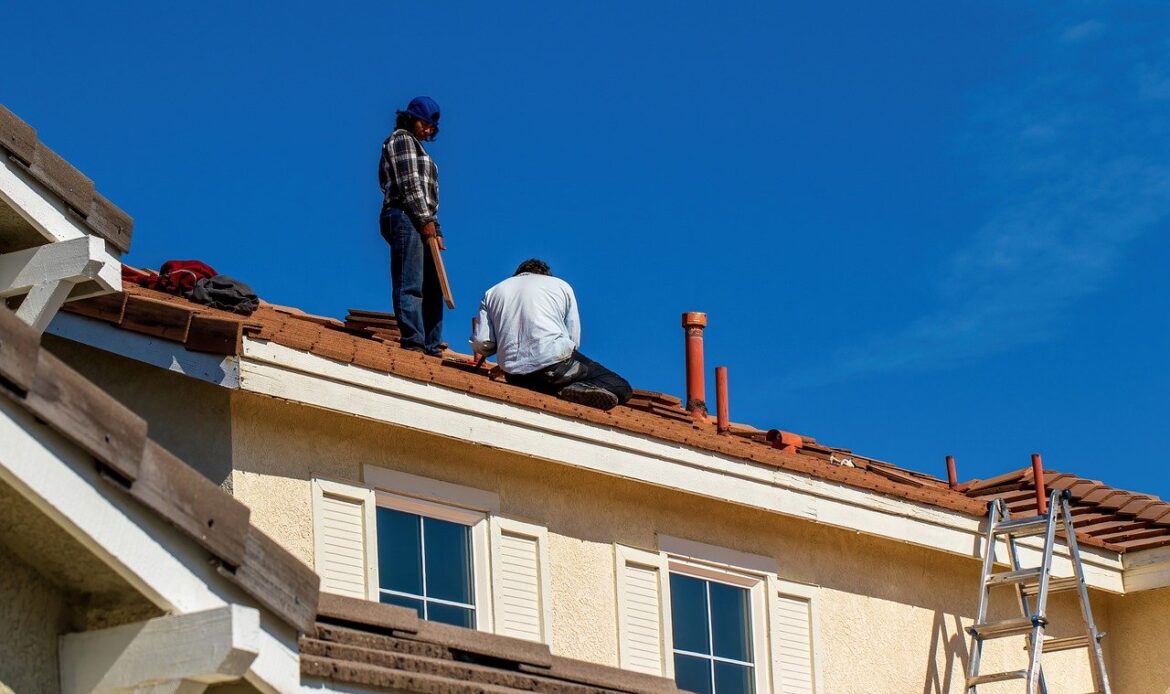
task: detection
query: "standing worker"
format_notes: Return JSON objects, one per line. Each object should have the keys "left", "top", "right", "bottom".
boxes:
{"left": 379, "top": 96, "right": 445, "bottom": 355}
{"left": 471, "top": 259, "right": 633, "bottom": 411}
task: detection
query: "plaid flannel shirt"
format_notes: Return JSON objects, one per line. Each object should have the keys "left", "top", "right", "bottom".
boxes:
{"left": 379, "top": 129, "right": 440, "bottom": 232}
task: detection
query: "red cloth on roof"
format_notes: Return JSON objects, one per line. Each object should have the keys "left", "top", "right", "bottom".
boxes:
{"left": 123, "top": 260, "right": 218, "bottom": 297}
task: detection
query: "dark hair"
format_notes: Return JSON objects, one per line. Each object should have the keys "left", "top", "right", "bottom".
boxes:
{"left": 395, "top": 112, "right": 418, "bottom": 132}
{"left": 514, "top": 259, "right": 551, "bottom": 276}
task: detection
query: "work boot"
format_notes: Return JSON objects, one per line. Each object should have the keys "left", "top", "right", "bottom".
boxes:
{"left": 558, "top": 383, "right": 619, "bottom": 411}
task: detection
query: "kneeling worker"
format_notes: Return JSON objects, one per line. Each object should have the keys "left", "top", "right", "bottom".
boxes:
{"left": 471, "top": 259, "right": 632, "bottom": 411}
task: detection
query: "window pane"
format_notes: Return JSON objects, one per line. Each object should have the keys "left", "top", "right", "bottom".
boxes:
{"left": 713, "top": 661, "right": 754, "bottom": 694}
{"left": 380, "top": 592, "right": 424, "bottom": 619}
{"left": 427, "top": 601, "right": 476, "bottom": 629}
{"left": 422, "top": 516, "right": 475, "bottom": 605}
{"left": 674, "top": 654, "right": 713, "bottom": 694}
{"left": 670, "top": 573, "right": 711, "bottom": 654}
{"left": 376, "top": 507, "right": 423, "bottom": 595}
{"left": 709, "top": 581, "right": 753, "bottom": 663}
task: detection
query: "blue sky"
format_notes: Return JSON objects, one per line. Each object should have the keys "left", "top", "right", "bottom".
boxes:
{"left": 6, "top": 2, "right": 1169, "bottom": 498}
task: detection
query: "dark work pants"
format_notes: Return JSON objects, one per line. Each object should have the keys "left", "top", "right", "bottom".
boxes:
{"left": 381, "top": 207, "right": 443, "bottom": 353}
{"left": 505, "top": 350, "right": 633, "bottom": 405}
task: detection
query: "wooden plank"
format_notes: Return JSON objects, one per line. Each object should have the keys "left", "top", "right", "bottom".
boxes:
{"left": 24, "top": 349, "right": 147, "bottom": 481}
{"left": 223, "top": 526, "right": 319, "bottom": 634}
{"left": 426, "top": 237, "right": 455, "bottom": 309}
{"left": 28, "top": 143, "right": 95, "bottom": 215}
{"left": 84, "top": 194, "right": 134, "bottom": 254}
{"left": 120, "top": 295, "right": 193, "bottom": 342}
{"left": 63, "top": 291, "right": 127, "bottom": 324}
{"left": 0, "top": 105, "right": 37, "bottom": 164}
{"left": 129, "top": 441, "right": 251, "bottom": 568}
{"left": 185, "top": 314, "right": 243, "bottom": 355}
{"left": 0, "top": 305, "right": 40, "bottom": 393}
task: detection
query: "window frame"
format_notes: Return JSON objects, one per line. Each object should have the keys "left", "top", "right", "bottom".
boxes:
{"left": 667, "top": 558, "right": 771, "bottom": 694}
{"left": 362, "top": 466, "right": 497, "bottom": 633}
{"left": 656, "top": 536, "right": 791, "bottom": 694}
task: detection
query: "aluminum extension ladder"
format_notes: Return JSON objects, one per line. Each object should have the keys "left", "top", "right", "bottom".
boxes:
{"left": 965, "top": 489, "right": 1111, "bottom": 693}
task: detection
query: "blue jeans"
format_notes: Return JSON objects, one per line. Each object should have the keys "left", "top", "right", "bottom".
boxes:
{"left": 381, "top": 207, "right": 443, "bottom": 353}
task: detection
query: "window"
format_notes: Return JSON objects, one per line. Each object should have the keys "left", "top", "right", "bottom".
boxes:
{"left": 670, "top": 572, "right": 756, "bottom": 694}
{"left": 375, "top": 492, "right": 489, "bottom": 629}
{"left": 376, "top": 505, "right": 477, "bottom": 627}
{"left": 614, "top": 537, "right": 818, "bottom": 692}
{"left": 313, "top": 469, "right": 551, "bottom": 643}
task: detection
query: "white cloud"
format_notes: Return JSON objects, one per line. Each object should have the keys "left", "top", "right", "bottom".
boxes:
{"left": 783, "top": 17, "right": 1170, "bottom": 391}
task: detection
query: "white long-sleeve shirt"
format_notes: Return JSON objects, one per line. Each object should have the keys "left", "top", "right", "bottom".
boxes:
{"left": 470, "top": 273, "right": 581, "bottom": 375}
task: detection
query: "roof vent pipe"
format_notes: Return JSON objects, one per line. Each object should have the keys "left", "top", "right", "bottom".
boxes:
{"left": 946, "top": 455, "right": 958, "bottom": 489}
{"left": 1032, "top": 453, "right": 1048, "bottom": 516}
{"left": 715, "top": 366, "right": 730, "bottom": 433}
{"left": 682, "top": 312, "right": 707, "bottom": 417}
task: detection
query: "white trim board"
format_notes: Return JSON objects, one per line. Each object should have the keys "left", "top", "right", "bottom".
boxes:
{"left": 0, "top": 154, "right": 100, "bottom": 247}
{"left": 0, "top": 397, "right": 304, "bottom": 693}
{"left": 237, "top": 339, "right": 1130, "bottom": 593}
{"left": 47, "top": 312, "right": 241, "bottom": 387}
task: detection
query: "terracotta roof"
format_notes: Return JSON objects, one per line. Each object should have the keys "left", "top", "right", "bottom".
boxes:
{"left": 0, "top": 304, "right": 318, "bottom": 632}
{"left": 305, "top": 594, "right": 679, "bottom": 694}
{"left": 965, "top": 469, "right": 1170, "bottom": 552}
{"left": 0, "top": 105, "right": 134, "bottom": 253}
{"left": 60, "top": 284, "right": 1170, "bottom": 554}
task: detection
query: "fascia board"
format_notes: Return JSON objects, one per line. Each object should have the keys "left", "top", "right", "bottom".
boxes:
{"left": 46, "top": 312, "right": 241, "bottom": 387}
{"left": 239, "top": 339, "right": 1127, "bottom": 593}
{"left": 0, "top": 397, "right": 301, "bottom": 693}
{"left": 1122, "top": 545, "right": 1170, "bottom": 593}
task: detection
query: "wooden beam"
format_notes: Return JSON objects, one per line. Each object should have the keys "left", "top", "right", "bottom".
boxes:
{"left": 59, "top": 605, "right": 260, "bottom": 694}
{"left": 0, "top": 236, "right": 117, "bottom": 298}
{"left": 0, "top": 305, "right": 39, "bottom": 393}
{"left": 14, "top": 278, "right": 74, "bottom": 333}
{"left": 24, "top": 348, "right": 148, "bottom": 481}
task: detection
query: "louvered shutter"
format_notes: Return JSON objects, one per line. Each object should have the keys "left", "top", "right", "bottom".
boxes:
{"left": 491, "top": 518, "right": 552, "bottom": 642}
{"left": 774, "top": 592, "right": 817, "bottom": 694}
{"left": 615, "top": 546, "right": 671, "bottom": 676}
{"left": 312, "top": 479, "right": 378, "bottom": 600}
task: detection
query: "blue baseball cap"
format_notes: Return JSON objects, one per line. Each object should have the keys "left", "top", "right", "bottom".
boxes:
{"left": 399, "top": 96, "right": 441, "bottom": 128}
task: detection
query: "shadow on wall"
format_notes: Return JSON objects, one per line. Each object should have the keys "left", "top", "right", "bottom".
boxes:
{"left": 922, "top": 611, "right": 970, "bottom": 694}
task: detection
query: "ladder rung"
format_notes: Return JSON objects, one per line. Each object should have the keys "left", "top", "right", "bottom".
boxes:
{"left": 969, "top": 617, "right": 1044, "bottom": 639}
{"left": 966, "top": 670, "right": 1027, "bottom": 685}
{"left": 1021, "top": 575, "right": 1080, "bottom": 596}
{"left": 995, "top": 515, "right": 1059, "bottom": 537}
{"left": 1037, "top": 635, "right": 1091, "bottom": 653}
{"left": 986, "top": 567, "right": 1043, "bottom": 586}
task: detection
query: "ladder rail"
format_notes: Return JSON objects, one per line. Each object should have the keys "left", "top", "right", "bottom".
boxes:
{"left": 966, "top": 499, "right": 1006, "bottom": 693}
{"left": 1005, "top": 516, "right": 1049, "bottom": 694}
{"left": 1023, "top": 496, "right": 1060, "bottom": 693}
{"left": 1059, "top": 492, "right": 1112, "bottom": 694}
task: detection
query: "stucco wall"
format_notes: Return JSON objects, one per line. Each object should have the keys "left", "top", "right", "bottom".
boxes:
{"left": 43, "top": 335, "right": 234, "bottom": 487}
{"left": 1106, "top": 586, "right": 1170, "bottom": 693}
{"left": 0, "top": 541, "right": 69, "bottom": 694}
{"left": 228, "top": 391, "right": 1134, "bottom": 693}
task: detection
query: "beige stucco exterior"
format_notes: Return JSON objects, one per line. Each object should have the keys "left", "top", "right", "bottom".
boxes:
{"left": 39, "top": 342, "right": 1170, "bottom": 693}
{"left": 227, "top": 390, "right": 1123, "bottom": 694}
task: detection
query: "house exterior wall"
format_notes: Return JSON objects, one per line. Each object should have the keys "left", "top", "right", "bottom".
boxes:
{"left": 228, "top": 391, "right": 1123, "bottom": 693}
{"left": 0, "top": 541, "right": 69, "bottom": 694}
{"left": 1106, "top": 586, "right": 1170, "bottom": 693}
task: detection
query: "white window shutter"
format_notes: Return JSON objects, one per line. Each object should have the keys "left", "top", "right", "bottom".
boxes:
{"left": 490, "top": 517, "right": 552, "bottom": 643}
{"left": 614, "top": 545, "right": 672, "bottom": 677}
{"left": 773, "top": 590, "right": 818, "bottom": 694}
{"left": 312, "top": 479, "right": 378, "bottom": 600}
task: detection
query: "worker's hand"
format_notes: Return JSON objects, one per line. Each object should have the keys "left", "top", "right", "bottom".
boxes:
{"left": 420, "top": 222, "right": 446, "bottom": 250}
